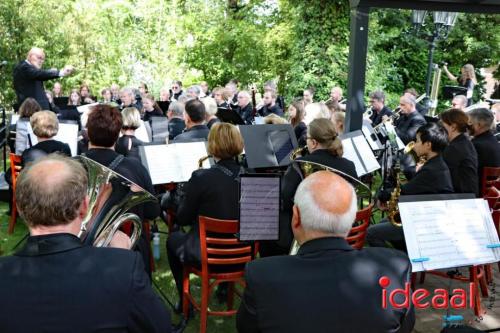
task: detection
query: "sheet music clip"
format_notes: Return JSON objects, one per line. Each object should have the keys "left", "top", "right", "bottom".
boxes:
{"left": 486, "top": 243, "right": 500, "bottom": 248}
{"left": 411, "top": 257, "right": 429, "bottom": 263}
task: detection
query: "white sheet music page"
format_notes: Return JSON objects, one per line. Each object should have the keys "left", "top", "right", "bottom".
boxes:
{"left": 400, "top": 199, "right": 500, "bottom": 272}
{"left": 341, "top": 138, "right": 364, "bottom": 177}
{"left": 54, "top": 123, "right": 79, "bottom": 156}
{"left": 352, "top": 135, "right": 380, "bottom": 174}
{"left": 143, "top": 145, "right": 180, "bottom": 184}
{"left": 175, "top": 142, "right": 210, "bottom": 182}
{"left": 362, "top": 125, "right": 379, "bottom": 151}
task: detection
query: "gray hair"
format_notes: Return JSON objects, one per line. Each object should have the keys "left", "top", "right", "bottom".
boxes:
{"left": 452, "top": 95, "right": 467, "bottom": 108}
{"left": 369, "top": 90, "right": 385, "bottom": 102}
{"left": 469, "top": 108, "right": 494, "bottom": 130}
{"left": 238, "top": 91, "right": 251, "bottom": 100}
{"left": 176, "top": 94, "right": 191, "bottom": 103}
{"left": 168, "top": 101, "right": 185, "bottom": 117}
{"left": 121, "top": 87, "right": 134, "bottom": 98}
{"left": 202, "top": 97, "right": 218, "bottom": 117}
{"left": 294, "top": 174, "right": 357, "bottom": 237}
{"left": 400, "top": 94, "right": 416, "bottom": 106}
{"left": 187, "top": 85, "right": 201, "bottom": 97}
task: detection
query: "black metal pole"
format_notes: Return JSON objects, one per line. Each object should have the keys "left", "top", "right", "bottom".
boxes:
{"left": 424, "top": 32, "right": 437, "bottom": 97}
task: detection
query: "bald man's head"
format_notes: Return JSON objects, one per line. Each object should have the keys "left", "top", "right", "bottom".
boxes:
{"left": 16, "top": 155, "right": 88, "bottom": 228}
{"left": 294, "top": 171, "right": 357, "bottom": 237}
{"left": 27, "top": 47, "right": 45, "bottom": 69}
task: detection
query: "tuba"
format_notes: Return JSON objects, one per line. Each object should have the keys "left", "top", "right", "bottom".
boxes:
{"left": 77, "top": 156, "right": 157, "bottom": 248}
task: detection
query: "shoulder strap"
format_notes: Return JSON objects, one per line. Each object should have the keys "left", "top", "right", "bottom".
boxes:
{"left": 108, "top": 154, "right": 125, "bottom": 171}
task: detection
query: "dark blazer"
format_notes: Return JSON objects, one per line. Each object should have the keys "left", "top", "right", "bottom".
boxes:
{"left": 172, "top": 124, "right": 209, "bottom": 143}
{"left": 443, "top": 133, "right": 478, "bottom": 196}
{"left": 395, "top": 111, "right": 427, "bottom": 145}
{"left": 294, "top": 122, "right": 307, "bottom": 146}
{"left": 401, "top": 155, "right": 454, "bottom": 195}
{"left": 115, "top": 135, "right": 144, "bottom": 161}
{"left": 168, "top": 117, "right": 186, "bottom": 140}
{"left": 176, "top": 159, "right": 242, "bottom": 263}
{"left": 472, "top": 130, "right": 500, "bottom": 189}
{"left": 270, "top": 149, "right": 357, "bottom": 253}
{"left": 259, "top": 104, "right": 284, "bottom": 118}
{"left": 236, "top": 103, "right": 254, "bottom": 125}
{"left": 0, "top": 233, "right": 171, "bottom": 333}
{"left": 237, "top": 237, "right": 415, "bottom": 333}
{"left": 13, "top": 60, "right": 60, "bottom": 110}
{"left": 370, "top": 105, "right": 393, "bottom": 127}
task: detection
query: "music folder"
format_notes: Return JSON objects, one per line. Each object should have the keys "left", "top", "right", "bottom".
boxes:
{"left": 239, "top": 124, "right": 298, "bottom": 169}
{"left": 399, "top": 194, "right": 500, "bottom": 273}
{"left": 340, "top": 130, "right": 380, "bottom": 177}
{"left": 151, "top": 116, "right": 169, "bottom": 143}
{"left": 239, "top": 174, "right": 280, "bottom": 241}
{"left": 362, "top": 119, "right": 383, "bottom": 151}
{"left": 157, "top": 101, "right": 170, "bottom": 114}
{"left": 139, "top": 141, "right": 210, "bottom": 184}
{"left": 442, "top": 85, "right": 468, "bottom": 100}
{"left": 216, "top": 107, "right": 245, "bottom": 125}
{"left": 53, "top": 97, "right": 69, "bottom": 109}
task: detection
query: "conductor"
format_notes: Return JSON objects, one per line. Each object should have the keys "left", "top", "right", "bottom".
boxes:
{"left": 13, "top": 47, "right": 74, "bottom": 110}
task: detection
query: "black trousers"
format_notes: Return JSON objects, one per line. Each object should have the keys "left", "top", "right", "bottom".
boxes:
{"left": 366, "top": 218, "right": 407, "bottom": 252}
{"left": 166, "top": 231, "right": 190, "bottom": 299}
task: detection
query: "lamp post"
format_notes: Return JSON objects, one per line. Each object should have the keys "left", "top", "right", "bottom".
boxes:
{"left": 411, "top": 10, "right": 458, "bottom": 98}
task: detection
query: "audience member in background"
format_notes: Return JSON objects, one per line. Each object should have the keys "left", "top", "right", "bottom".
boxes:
{"left": 333, "top": 111, "right": 346, "bottom": 135}
{"left": 200, "top": 81, "right": 210, "bottom": 98}
{"left": 15, "top": 98, "right": 42, "bottom": 155}
{"left": 80, "top": 84, "right": 96, "bottom": 105}
{"left": 68, "top": 89, "right": 81, "bottom": 106}
{"left": 259, "top": 90, "right": 284, "bottom": 117}
{"left": 142, "top": 93, "right": 164, "bottom": 123}
{"left": 160, "top": 87, "right": 171, "bottom": 102}
{"left": 202, "top": 97, "right": 220, "bottom": 129}
{"left": 110, "top": 83, "right": 121, "bottom": 102}
{"left": 451, "top": 95, "right": 468, "bottom": 111}
{"left": 138, "top": 82, "right": 148, "bottom": 96}
{"left": 115, "top": 107, "right": 144, "bottom": 161}
{"left": 468, "top": 108, "right": 500, "bottom": 191}
{"left": 440, "top": 109, "right": 478, "bottom": 195}
{"left": 101, "top": 88, "right": 113, "bottom": 103}
{"left": 0, "top": 155, "right": 171, "bottom": 333}
{"left": 45, "top": 90, "right": 60, "bottom": 114}
{"left": 303, "top": 102, "right": 330, "bottom": 125}
{"left": 186, "top": 85, "right": 201, "bottom": 100}
{"left": 443, "top": 63, "right": 477, "bottom": 106}
{"left": 52, "top": 82, "right": 63, "bottom": 98}
{"left": 260, "top": 118, "right": 357, "bottom": 257}
{"left": 167, "top": 101, "right": 186, "bottom": 141}
{"left": 119, "top": 87, "right": 140, "bottom": 111}
{"left": 173, "top": 99, "right": 210, "bottom": 143}
{"left": 171, "top": 80, "right": 184, "bottom": 101}
{"left": 289, "top": 100, "right": 307, "bottom": 146}
{"left": 22, "top": 111, "right": 71, "bottom": 165}
{"left": 368, "top": 90, "right": 393, "bottom": 127}
{"left": 303, "top": 87, "right": 314, "bottom": 106}
{"left": 85, "top": 104, "right": 160, "bottom": 277}
{"left": 167, "top": 123, "right": 244, "bottom": 312}
{"left": 237, "top": 171, "right": 414, "bottom": 333}
{"left": 236, "top": 91, "right": 254, "bottom": 125}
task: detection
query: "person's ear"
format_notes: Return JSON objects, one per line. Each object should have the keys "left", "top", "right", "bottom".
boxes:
{"left": 79, "top": 195, "right": 89, "bottom": 219}
{"left": 291, "top": 205, "right": 301, "bottom": 230}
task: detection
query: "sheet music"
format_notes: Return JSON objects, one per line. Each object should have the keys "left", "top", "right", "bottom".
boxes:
{"left": 383, "top": 123, "right": 405, "bottom": 150}
{"left": 239, "top": 176, "right": 280, "bottom": 241}
{"left": 135, "top": 120, "right": 151, "bottom": 143}
{"left": 141, "top": 142, "right": 209, "bottom": 184}
{"left": 10, "top": 114, "right": 20, "bottom": 125}
{"left": 362, "top": 125, "right": 381, "bottom": 151}
{"left": 341, "top": 138, "right": 364, "bottom": 177}
{"left": 400, "top": 199, "right": 500, "bottom": 272}
{"left": 26, "top": 123, "right": 78, "bottom": 156}
{"left": 76, "top": 103, "right": 99, "bottom": 114}
{"left": 352, "top": 135, "right": 380, "bottom": 174}
{"left": 152, "top": 117, "right": 169, "bottom": 143}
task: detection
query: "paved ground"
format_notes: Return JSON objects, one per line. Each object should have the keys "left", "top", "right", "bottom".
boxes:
{"left": 413, "top": 266, "right": 500, "bottom": 332}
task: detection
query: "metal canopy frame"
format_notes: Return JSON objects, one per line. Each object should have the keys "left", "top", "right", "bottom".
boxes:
{"left": 345, "top": 0, "right": 500, "bottom": 132}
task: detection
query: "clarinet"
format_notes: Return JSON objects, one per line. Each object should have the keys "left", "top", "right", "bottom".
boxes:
{"left": 251, "top": 85, "right": 258, "bottom": 118}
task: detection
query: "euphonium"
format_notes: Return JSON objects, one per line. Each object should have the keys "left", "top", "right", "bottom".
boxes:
{"left": 404, "top": 141, "right": 426, "bottom": 164}
{"left": 77, "top": 156, "right": 157, "bottom": 248}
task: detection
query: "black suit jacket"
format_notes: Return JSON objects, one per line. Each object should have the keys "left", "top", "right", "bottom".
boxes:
{"left": 370, "top": 105, "right": 393, "bottom": 127}
{"left": 401, "top": 155, "right": 454, "bottom": 195}
{"left": 472, "top": 130, "right": 500, "bottom": 188}
{"left": 236, "top": 103, "right": 254, "bottom": 125}
{"left": 176, "top": 159, "right": 242, "bottom": 263}
{"left": 172, "top": 124, "right": 209, "bottom": 143}
{"left": 0, "top": 233, "right": 170, "bottom": 333}
{"left": 168, "top": 117, "right": 186, "bottom": 140}
{"left": 395, "top": 111, "right": 427, "bottom": 145}
{"left": 259, "top": 104, "right": 284, "bottom": 118}
{"left": 443, "top": 133, "right": 478, "bottom": 196}
{"left": 22, "top": 139, "right": 71, "bottom": 166}
{"left": 13, "top": 60, "right": 60, "bottom": 110}
{"left": 237, "top": 237, "right": 415, "bottom": 333}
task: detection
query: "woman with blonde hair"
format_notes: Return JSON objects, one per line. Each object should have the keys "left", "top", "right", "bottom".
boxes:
{"left": 443, "top": 63, "right": 477, "bottom": 106}
{"left": 115, "top": 107, "right": 144, "bottom": 161}
{"left": 260, "top": 118, "right": 357, "bottom": 257}
{"left": 167, "top": 122, "right": 244, "bottom": 310}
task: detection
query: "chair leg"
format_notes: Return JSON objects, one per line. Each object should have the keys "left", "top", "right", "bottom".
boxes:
{"left": 485, "top": 264, "right": 493, "bottom": 284}
{"left": 469, "top": 267, "right": 483, "bottom": 317}
{"left": 411, "top": 273, "right": 417, "bottom": 290}
{"left": 200, "top": 276, "right": 209, "bottom": 333}
{"left": 8, "top": 205, "right": 17, "bottom": 234}
{"left": 227, "top": 282, "right": 235, "bottom": 310}
{"left": 182, "top": 271, "right": 190, "bottom": 317}
{"left": 478, "top": 267, "right": 489, "bottom": 298}
{"left": 419, "top": 272, "right": 426, "bottom": 284}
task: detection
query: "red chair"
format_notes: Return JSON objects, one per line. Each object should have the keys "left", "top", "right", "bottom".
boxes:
{"left": 182, "top": 216, "right": 254, "bottom": 333}
{"left": 346, "top": 204, "right": 373, "bottom": 250}
{"left": 484, "top": 186, "right": 500, "bottom": 210}
{"left": 481, "top": 167, "right": 500, "bottom": 197}
{"left": 8, "top": 154, "right": 22, "bottom": 234}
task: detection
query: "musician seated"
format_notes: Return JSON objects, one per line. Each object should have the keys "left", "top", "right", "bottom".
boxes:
{"left": 303, "top": 102, "right": 330, "bottom": 125}
{"left": 367, "top": 123, "right": 453, "bottom": 251}
{"left": 468, "top": 108, "right": 500, "bottom": 189}
{"left": 235, "top": 90, "right": 254, "bottom": 125}
{"left": 120, "top": 87, "right": 141, "bottom": 111}
{"left": 213, "top": 86, "right": 230, "bottom": 109}
{"left": 368, "top": 90, "right": 393, "bottom": 127}
{"left": 404, "top": 88, "right": 427, "bottom": 115}
{"left": 237, "top": 171, "right": 415, "bottom": 333}
{"left": 85, "top": 104, "right": 160, "bottom": 276}
{"left": 142, "top": 93, "right": 164, "bottom": 123}
{"left": 258, "top": 90, "right": 284, "bottom": 118}
{"left": 451, "top": 94, "right": 467, "bottom": 111}
{"left": 288, "top": 100, "right": 307, "bottom": 146}
{"left": 172, "top": 99, "right": 210, "bottom": 143}
{"left": 167, "top": 101, "right": 186, "bottom": 141}
{"left": 202, "top": 97, "right": 221, "bottom": 129}
{"left": 332, "top": 111, "right": 345, "bottom": 135}
{"left": 22, "top": 111, "right": 71, "bottom": 165}
{"left": 0, "top": 155, "right": 171, "bottom": 333}
{"left": 15, "top": 97, "right": 42, "bottom": 155}
{"left": 167, "top": 123, "right": 244, "bottom": 310}
{"left": 328, "top": 86, "right": 346, "bottom": 111}
{"left": 260, "top": 118, "right": 357, "bottom": 257}
{"left": 440, "top": 109, "right": 478, "bottom": 195}
{"left": 115, "top": 107, "right": 144, "bottom": 161}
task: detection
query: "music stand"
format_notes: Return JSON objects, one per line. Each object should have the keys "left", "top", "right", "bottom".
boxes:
{"left": 216, "top": 107, "right": 245, "bottom": 125}
{"left": 157, "top": 101, "right": 170, "bottom": 114}
{"left": 54, "top": 97, "right": 69, "bottom": 109}
{"left": 442, "top": 85, "right": 467, "bottom": 100}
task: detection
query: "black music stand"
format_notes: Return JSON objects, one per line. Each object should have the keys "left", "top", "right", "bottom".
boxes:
{"left": 216, "top": 107, "right": 245, "bottom": 125}
{"left": 157, "top": 101, "right": 170, "bottom": 114}
{"left": 442, "top": 86, "right": 467, "bottom": 100}
{"left": 54, "top": 97, "right": 69, "bottom": 109}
